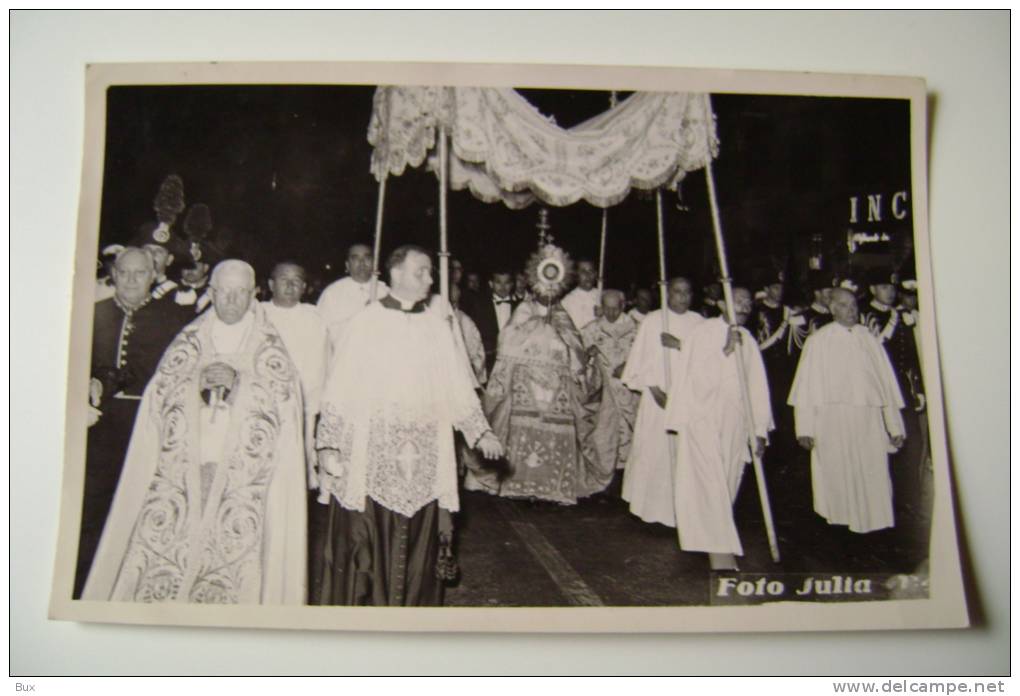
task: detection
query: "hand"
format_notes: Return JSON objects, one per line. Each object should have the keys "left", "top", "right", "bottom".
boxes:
{"left": 612, "top": 363, "right": 625, "bottom": 380}
{"left": 650, "top": 386, "right": 668, "bottom": 409}
{"left": 318, "top": 448, "right": 342, "bottom": 477}
{"left": 87, "top": 405, "right": 102, "bottom": 427}
{"left": 798, "top": 436, "right": 815, "bottom": 451}
{"left": 723, "top": 326, "right": 742, "bottom": 356}
{"left": 754, "top": 436, "right": 767, "bottom": 459}
{"left": 476, "top": 431, "right": 504, "bottom": 460}
{"left": 89, "top": 377, "right": 103, "bottom": 408}
{"left": 660, "top": 333, "right": 682, "bottom": 351}
{"left": 890, "top": 435, "right": 906, "bottom": 450}
{"left": 201, "top": 362, "right": 238, "bottom": 392}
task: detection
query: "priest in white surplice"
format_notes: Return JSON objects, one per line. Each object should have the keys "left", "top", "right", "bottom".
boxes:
{"left": 316, "top": 245, "right": 503, "bottom": 606}
{"left": 560, "top": 259, "right": 600, "bottom": 331}
{"left": 262, "top": 261, "right": 328, "bottom": 484}
{"left": 620, "top": 277, "right": 703, "bottom": 526}
{"left": 83, "top": 260, "right": 307, "bottom": 604}
{"left": 316, "top": 243, "right": 389, "bottom": 354}
{"left": 664, "top": 287, "right": 772, "bottom": 570}
{"left": 788, "top": 287, "right": 906, "bottom": 533}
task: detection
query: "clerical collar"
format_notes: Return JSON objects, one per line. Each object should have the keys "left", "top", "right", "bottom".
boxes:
{"left": 870, "top": 299, "right": 892, "bottom": 312}
{"left": 380, "top": 294, "right": 426, "bottom": 314}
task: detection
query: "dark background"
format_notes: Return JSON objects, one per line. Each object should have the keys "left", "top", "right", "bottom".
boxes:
{"left": 98, "top": 85, "right": 913, "bottom": 302}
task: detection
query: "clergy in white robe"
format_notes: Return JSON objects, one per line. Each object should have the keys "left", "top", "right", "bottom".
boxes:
{"left": 316, "top": 246, "right": 503, "bottom": 606}
{"left": 788, "top": 288, "right": 906, "bottom": 534}
{"left": 83, "top": 260, "right": 307, "bottom": 605}
{"left": 664, "top": 288, "right": 772, "bottom": 560}
{"left": 621, "top": 278, "right": 704, "bottom": 526}
{"left": 560, "top": 259, "right": 600, "bottom": 331}
{"left": 262, "top": 262, "right": 328, "bottom": 486}
{"left": 581, "top": 290, "right": 639, "bottom": 471}
{"left": 316, "top": 243, "right": 389, "bottom": 354}
{"left": 450, "top": 284, "right": 487, "bottom": 386}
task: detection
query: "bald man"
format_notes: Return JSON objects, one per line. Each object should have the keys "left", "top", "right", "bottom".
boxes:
{"left": 788, "top": 288, "right": 906, "bottom": 534}
{"left": 581, "top": 289, "right": 639, "bottom": 473}
{"left": 84, "top": 259, "right": 308, "bottom": 605}
{"left": 621, "top": 277, "right": 704, "bottom": 527}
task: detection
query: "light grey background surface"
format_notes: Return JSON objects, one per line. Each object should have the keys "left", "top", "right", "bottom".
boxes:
{"left": 11, "top": 10, "right": 1009, "bottom": 675}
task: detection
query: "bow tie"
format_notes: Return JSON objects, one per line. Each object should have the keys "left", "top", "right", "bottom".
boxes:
{"left": 494, "top": 298, "right": 512, "bottom": 305}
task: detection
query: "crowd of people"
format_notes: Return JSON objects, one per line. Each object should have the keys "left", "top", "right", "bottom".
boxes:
{"left": 76, "top": 222, "right": 930, "bottom": 606}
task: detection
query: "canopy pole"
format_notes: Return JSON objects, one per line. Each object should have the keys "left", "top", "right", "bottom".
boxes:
{"left": 369, "top": 174, "right": 387, "bottom": 303}
{"left": 703, "top": 96, "right": 780, "bottom": 563}
{"left": 438, "top": 125, "right": 450, "bottom": 305}
{"left": 597, "top": 208, "right": 608, "bottom": 299}
{"left": 654, "top": 190, "right": 678, "bottom": 471}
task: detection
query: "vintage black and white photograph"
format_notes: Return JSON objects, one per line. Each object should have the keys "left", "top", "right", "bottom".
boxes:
{"left": 50, "top": 61, "right": 966, "bottom": 632}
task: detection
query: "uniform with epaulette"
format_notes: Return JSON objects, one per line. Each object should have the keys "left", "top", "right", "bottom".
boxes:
{"left": 859, "top": 267, "right": 927, "bottom": 522}
{"left": 75, "top": 290, "right": 187, "bottom": 598}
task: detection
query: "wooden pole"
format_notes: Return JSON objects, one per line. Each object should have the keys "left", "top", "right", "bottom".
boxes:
{"left": 438, "top": 125, "right": 450, "bottom": 305}
{"left": 703, "top": 96, "right": 781, "bottom": 563}
{"left": 597, "top": 208, "right": 608, "bottom": 299}
{"left": 370, "top": 174, "right": 387, "bottom": 303}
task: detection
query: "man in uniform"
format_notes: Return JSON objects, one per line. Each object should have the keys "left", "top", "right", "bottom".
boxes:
{"left": 859, "top": 267, "right": 926, "bottom": 519}
{"left": 316, "top": 245, "right": 503, "bottom": 606}
{"left": 790, "top": 270, "right": 835, "bottom": 352}
{"left": 751, "top": 270, "right": 802, "bottom": 454}
{"left": 83, "top": 260, "right": 308, "bottom": 605}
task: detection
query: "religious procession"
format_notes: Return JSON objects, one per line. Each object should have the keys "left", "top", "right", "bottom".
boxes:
{"left": 74, "top": 86, "right": 932, "bottom": 608}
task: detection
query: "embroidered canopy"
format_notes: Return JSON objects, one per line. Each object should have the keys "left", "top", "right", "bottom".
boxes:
{"left": 367, "top": 86, "right": 718, "bottom": 209}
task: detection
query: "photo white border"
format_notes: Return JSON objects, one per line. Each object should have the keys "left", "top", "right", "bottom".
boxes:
{"left": 12, "top": 10, "right": 1007, "bottom": 675}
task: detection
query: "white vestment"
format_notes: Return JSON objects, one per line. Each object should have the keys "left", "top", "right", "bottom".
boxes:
{"left": 316, "top": 276, "right": 389, "bottom": 354}
{"left": 456, "top": 308, "right": 487, "bottom": 386}
{"left": 83, "top": 305, "right": 307, "bottom": 604}
{"left": 316, "top": 297, "right": 491, "bottom": 517}
{"left": 561, "top": 287, "right": 600, "bottom": 331}
{"left": 581, "top": 314, "right": 639, "bottom": 469}
{"left": 620, "top": 308, "right": 704, "bottom": 526}
{"left": 788, "top": 322, "right": 905, "bottom": 533}
{"left": 262, "top": 301, "right": 329, "bottom": 483}
{"left": 664, "top": 318, "right": 773, "bottom": 554}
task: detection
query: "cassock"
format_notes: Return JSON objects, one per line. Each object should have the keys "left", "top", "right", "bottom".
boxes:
{"left": 788, "top": 322, "right": 905, "bottom": 533}
{"left": 316, "top": 276, "right": 389, "bottom": 355}
{"left": 581, "top": 314, "right": 639, "bottom": 470}
{"left": 620, "top": 308, "right": 703, "bottom": 526}
{"left": 315, "top": 295, "right": 491, "bottom": 606}
{"left": 664, "top": 318, "right": 773, "bottom": 555}
{"left": 75, "top": 294, "right": 187, "bottom": 598}
{"left": 83, "top": 304, "right": 307, "bottom": 604}
{"left": 471, "top": 300, "right": 610, "bottom": 504}
{"left": 561, "top": 286, "right": 600, "bottom": 331}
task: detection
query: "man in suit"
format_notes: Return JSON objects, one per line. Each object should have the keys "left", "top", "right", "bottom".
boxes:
{"left": 465, "top": 269, "right": 518, "bottom": 374}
